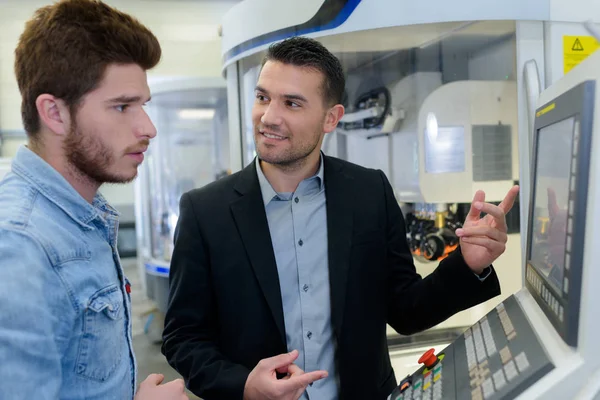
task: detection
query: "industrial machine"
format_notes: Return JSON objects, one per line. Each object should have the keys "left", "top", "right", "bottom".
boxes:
{"left": 387, "top": 48, "right": 600, "bottom": 400}
{"left": 337, "top": 69, "right": 520, "bottom": 263}
{"left": 134, "top": 77, "right": 229, "bottom": 340}
{"left": 223, "top": 17, "right": 525, "bottom": 346}
{"left": 219, "top": 0, "right": 600, "bottom": 387}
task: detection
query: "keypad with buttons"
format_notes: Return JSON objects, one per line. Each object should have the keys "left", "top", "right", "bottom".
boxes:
{"left": 387, "top": 295, "right": 553, "bottom": 400}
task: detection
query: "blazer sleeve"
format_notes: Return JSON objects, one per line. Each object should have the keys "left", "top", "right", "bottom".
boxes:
{"left": 378, "top": 170, "right": 501, "bottom": 335}
{"left": 161, "top": 192, "right": 250, "bottom": 399}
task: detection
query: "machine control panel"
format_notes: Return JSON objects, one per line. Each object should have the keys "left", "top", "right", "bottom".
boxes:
{"left": 388, "top": 295, "right": 553, "bottom": 399}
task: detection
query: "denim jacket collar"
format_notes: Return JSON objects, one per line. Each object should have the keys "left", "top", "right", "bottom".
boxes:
{"left": 11, "top": 146, "right": 118, "bottom": 229}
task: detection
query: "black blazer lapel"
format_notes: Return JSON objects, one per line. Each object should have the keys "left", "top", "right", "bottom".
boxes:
{"left": 230, "top": 161, "right": 286, "bottom": 345}
{"left": 324, "top": 156, "right": 354, "bottom": 337}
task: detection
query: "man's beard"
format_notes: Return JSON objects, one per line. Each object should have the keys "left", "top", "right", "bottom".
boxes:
{"left": 254, "top": 121, "right": 324, "bottom": 170}
{"left": 63, "top": 122, "right": 140, "bottom": 185}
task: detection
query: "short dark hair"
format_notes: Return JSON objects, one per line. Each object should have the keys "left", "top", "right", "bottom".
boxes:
{"left": 262, "top": 36, "right": 345, "bottom": 106}
{"left": 15, "top": 0, "right": 162, "bottom": 139}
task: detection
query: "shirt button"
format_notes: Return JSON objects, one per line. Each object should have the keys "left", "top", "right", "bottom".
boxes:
{"left": 298, "top": 239, "right": 303, "bottom": 246}
{"left": 295, "top": 197, "right": 299, "bottom": 203}
{"left": 303, "top": 284, "right": 309, "bottom": 292}
{"left": 307, "top": 331, "right": 312, "bottom": 340}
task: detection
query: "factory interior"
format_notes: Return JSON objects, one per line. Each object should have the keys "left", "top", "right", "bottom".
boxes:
{"left": 1, "top": 0, "right": 600, "bottom": 399}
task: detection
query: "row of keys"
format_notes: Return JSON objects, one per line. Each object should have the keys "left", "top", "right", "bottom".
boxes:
{"left": 540, "top": 284, "right": 565, "bottom": 322}
{"left": 480, "top": 318, "right": 498, "bottom": 357}
{"left": 496, "top": 303, "right": 517, "bottom": 340}
{"left": 472, "top": 324, "right": 487, "bottom": 364}
{"left": 423, "top": 364, "right": 442, "bottom": 390}
{"left": 526, "top": 269, "right": 544, "bottom": 299}
{"left": 470, "top": 352, "right": 531, "bottom": 400}
{"left": 433, "top": 365, "right": 442, "bottom": 383}
{"left": 526, "top": 268, "right": 567, "bottom": 323}
{"left": 465, "top": 333, "right": 477, "bottom": 370}
{"left": 420, "top": 371, "right": 444, "bottom": 400}
{"left": 396, "top": 365, "right": 443, "bottom": 400}
{"left": 421, "top": 383, "right": 443, "bottom": 400}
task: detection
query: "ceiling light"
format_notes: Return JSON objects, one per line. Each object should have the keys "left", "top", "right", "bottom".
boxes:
{"left": 178, "top": 109, "right": 215, "bottom": 120}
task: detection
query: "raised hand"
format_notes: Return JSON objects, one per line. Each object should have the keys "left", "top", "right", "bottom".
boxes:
{"left": 455, "top": 186, "right": 520, "bottom": 274}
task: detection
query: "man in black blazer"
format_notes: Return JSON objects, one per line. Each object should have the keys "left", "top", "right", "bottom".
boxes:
{"left": 161, "top": 37, "right": 519, "bottom": 400}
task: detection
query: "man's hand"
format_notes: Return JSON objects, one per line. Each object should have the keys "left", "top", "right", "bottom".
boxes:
{"left": 134, "top": 373, "right": 189, "bottom": 400}
{"left": 243, "top": 350, "right": 328, "bottom": 400}
{"left": 455, "top": 186, "right": 520, "bottom": 274}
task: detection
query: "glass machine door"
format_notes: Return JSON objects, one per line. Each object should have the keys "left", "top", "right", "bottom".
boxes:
{"left": 135, "top": 78, "right": 229, "bottom": 341}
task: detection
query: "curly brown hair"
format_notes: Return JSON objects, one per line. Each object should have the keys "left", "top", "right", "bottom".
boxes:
{"left": 14, "top": 0, "right": 162, "bottom": 139}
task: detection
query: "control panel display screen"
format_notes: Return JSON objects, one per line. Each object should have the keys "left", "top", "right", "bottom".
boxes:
{"left": 528, "top": 117, "right": 575, "bottom": 291}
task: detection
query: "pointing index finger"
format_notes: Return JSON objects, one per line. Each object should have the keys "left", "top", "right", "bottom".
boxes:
{"left": 466, "top": 190, "right": 486, "bottom": 221}
{"left": 498, "top": 185, "right": 519, "bottom": 214}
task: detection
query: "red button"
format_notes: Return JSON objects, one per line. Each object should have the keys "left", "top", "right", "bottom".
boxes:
{"left": 418, "top": 348, "right": 438, "bottom": 368}
{"left": 125, "top": 282, "right": 131, "bottom": 294}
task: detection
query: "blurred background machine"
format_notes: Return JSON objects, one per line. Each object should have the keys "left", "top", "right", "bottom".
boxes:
{"left": 134, "top": 77, "right": 229, "bottom": 341}
{"left": 388, "top": 42, "right": 600, "bottom": 400}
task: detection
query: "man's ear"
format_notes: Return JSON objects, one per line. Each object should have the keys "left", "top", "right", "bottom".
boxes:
{"left": 323, "top": 104, "right": 345, "bottom": 133}
{"left": 35, "top": 94, "right": 71, "bottom": 136}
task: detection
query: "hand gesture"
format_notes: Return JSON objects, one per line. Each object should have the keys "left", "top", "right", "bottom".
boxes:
{"left": 455, "top": 186, "right": 520, "bottom": 274}
{"left": 134, "top": 373, "right": 188, "bottom": 400}
{"left": 243, "top": 350, "right": 328, "bottom": 400}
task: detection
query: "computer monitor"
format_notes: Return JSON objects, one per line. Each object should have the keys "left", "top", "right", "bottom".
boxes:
{"left": 525, "top": 80, "right": 595, "bottom": 347}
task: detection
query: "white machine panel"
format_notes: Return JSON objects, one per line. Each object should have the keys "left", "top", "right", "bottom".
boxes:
{"left": 417, "top": 81, "right": 518, "bottom": 204}
{"left": 388, "top": 48, "right": 600, "bottom": 400}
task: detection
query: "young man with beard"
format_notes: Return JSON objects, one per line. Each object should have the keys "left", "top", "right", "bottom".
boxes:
{"left": 162, "top": 36, "right": 520, "bottom": 399}
{"left": 0, "top": 1, "right": 187, "bottom": 399}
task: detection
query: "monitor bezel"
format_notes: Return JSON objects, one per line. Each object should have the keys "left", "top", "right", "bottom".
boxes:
{"left": 525, "top": 80, "right": 595, "bottom": 347}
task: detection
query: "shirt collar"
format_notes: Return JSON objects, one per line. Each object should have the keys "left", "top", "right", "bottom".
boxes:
{"left": 11, "top": 145, "right": 118, "bottom": 229}
{"left": 256, "top": 152, "right": 325, "bottom": 207}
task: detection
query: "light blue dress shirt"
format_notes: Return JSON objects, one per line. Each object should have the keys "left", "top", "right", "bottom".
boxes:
{"left": 255, "top": 154, "right": 491, "bottom": 400}
{"left": 256, "top": 155, "right": 338, "bottom": 400}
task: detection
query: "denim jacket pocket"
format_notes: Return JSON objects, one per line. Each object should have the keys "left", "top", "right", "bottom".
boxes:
{"left": 76, "top": 284, "right": 125, "bottom": 382}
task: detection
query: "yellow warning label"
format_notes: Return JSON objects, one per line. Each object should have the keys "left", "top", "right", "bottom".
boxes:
{"left": 536, "top": 103, "right": 555, "bottom": 118}
{"left": 564, "top": 35, "right": 600, "bottom": 74}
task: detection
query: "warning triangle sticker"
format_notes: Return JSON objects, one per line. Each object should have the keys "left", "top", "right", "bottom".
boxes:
{"left": 572, "top": 38, "right": 584, "bottom": 51}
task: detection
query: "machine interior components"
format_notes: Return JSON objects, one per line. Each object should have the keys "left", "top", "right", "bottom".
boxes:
{"left": 339, "top": 86, "right": 391, "bottom": 131}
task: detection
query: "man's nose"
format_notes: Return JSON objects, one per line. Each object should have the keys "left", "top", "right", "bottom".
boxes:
{"left": 260, "top": 102, "right": 283, "bottom": 127}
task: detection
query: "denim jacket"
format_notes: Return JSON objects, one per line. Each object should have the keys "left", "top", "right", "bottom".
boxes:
{"left": 0, "top": 146, "right": 136, "bottom": 399}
